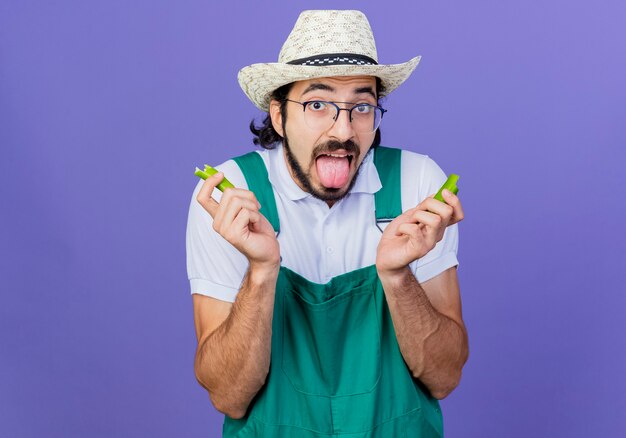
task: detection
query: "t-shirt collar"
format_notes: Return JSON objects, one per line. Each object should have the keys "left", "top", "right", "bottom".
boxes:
{"left": 267, "top": 143, "right": 382, "bottom": 201}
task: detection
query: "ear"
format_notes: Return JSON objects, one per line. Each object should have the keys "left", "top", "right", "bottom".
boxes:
{"left": 269, "top": 100, "right": 284, "bottom": 137}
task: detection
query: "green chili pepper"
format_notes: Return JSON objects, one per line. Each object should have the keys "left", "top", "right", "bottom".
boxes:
{"left": 194, "top": 164, "right": 235, "bottom": 192}
{"left": 434, "top": 174, "right": 459, "bottom": 204}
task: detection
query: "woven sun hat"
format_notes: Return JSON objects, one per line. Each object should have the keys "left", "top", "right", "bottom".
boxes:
{"left": 238, "top": 10, "right": 421, "bottom": 111}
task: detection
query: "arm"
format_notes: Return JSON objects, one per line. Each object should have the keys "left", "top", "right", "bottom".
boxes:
{"left": 193, "top": 264, "right": 277, "bottom": 419}
{"left": 377, "top": 266, "right": 468, "bottom": 399}
{"left": 192, "top": 172, "right": 280, "bottom": 418}
{"left": 376, "top": 189, "right": 468, "bottom": 399}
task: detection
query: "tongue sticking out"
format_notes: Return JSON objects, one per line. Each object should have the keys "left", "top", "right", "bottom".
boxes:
{"left": 316, "top": 155, "right": 351, "bottom": 189}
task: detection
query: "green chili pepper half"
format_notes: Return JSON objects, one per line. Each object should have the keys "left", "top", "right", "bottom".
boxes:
{"left": 194, "top": 164, "right": 235, "bottom": 192}
{"left": 433, "top": 174, "right": 459, "bottom": 204}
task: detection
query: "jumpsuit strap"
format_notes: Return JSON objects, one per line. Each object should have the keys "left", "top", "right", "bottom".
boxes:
{"left": 232, "top": 151, "right": 281, "bottom": 234}
{"left": 374, "top": 146, "right": 403, "bottom": 224}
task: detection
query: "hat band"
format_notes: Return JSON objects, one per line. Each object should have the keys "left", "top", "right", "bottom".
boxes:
{"left": 286, "top": 53, "right": 378, "bottom": 67}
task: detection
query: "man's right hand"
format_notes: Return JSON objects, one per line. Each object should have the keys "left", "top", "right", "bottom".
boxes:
{"left": 196, "top": 172, "right": 280, "bottom": 272}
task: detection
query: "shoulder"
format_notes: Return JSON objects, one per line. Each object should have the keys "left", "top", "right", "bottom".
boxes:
{"left": 400, "top": 149, "right": 445, "bottom": 181}
{"left": 396, "top": 148, "right": 448, "bottom": 210}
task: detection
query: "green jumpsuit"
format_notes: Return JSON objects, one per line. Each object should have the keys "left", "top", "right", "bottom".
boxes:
{"left": 223, "top": 147, "right": 443, "bottom": 437}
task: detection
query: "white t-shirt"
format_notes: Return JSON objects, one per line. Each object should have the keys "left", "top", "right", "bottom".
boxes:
{"left": 186, "top": 144, "right": 459, "bottom": 302}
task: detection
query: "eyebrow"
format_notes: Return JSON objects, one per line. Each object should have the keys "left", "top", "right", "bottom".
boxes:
{"left": 301, "top": 83, "right": 377, "bottom": 100}
{"left": 354, "top": 86, "right": 376, "bottom": 99}
{"left": 301, "top": 83, "right": 335, "bottom": 96}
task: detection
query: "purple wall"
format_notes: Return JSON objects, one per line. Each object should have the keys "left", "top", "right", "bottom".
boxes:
{"left": 1, "top": 1, "right": 625, "bottom": 436}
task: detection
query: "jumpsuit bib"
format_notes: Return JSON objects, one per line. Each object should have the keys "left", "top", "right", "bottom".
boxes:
{"left": 224, "top": 147, "right": 443, "bottom": 437}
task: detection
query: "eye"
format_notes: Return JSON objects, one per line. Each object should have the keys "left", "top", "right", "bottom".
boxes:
{"left": 354, "top": 104, "right": 373, "bottom": 114}
{"left": 307, "top": 101, "right": 328, "bottom": 112}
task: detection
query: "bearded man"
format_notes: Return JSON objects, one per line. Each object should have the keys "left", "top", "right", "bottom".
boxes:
{"left": 186, "top": 10, "right": 468, "bottom": 437}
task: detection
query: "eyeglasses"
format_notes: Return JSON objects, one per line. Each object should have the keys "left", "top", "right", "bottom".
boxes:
{"left": 284, "top": 99, "right": 387, "bottom": 134}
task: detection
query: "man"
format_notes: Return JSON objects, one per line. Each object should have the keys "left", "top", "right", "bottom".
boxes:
{"left": 186, "top": 10, "right": 468, "bottom": 437}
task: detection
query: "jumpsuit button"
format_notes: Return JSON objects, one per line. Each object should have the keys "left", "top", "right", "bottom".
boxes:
{"left": 326, "top": 247, "right": 334, "bottom": 254}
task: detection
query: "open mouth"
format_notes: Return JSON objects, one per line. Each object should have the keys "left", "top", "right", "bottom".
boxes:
{"left": 317, "top": 152, "right": 354, "bottom": 164}
{"left": 315, "top": 151, "right": 354, "bottom": 189}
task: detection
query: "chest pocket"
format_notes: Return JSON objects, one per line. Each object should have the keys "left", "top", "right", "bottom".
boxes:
{"left": 281, "top": 282, "right": 382, "bottom": 397}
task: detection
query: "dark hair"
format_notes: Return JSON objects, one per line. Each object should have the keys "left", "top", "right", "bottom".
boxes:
{"left": 249, "top": 83, "right": 294, "bottom": 149}
{"left": 250, "top": 77, "right": 386, "bottom": 149}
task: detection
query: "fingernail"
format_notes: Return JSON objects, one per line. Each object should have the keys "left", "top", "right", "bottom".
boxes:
{"left": 442, "top": 189, "right": 451, "bottom": 196}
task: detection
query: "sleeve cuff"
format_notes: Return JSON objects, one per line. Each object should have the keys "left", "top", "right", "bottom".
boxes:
{"left": 414, "top": 251, "right": 459, "bottom": 284}
{"left": 190, "top": 278, "right": 239, "bottom": 303}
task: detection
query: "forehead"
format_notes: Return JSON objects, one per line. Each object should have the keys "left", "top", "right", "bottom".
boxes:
{"left": 291, "top": 76, "right": 377, "bottom": 96}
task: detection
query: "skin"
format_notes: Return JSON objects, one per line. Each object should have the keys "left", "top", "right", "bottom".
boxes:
{"left": 193, "top": 75, "right": 468, "bottom": 419}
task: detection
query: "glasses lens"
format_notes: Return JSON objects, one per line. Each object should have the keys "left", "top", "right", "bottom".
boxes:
{"left": 303, "top": 101, "right": 335, "bottom": 131}
{"left": 351, "top": 104, "right": 383, "bottom": 133}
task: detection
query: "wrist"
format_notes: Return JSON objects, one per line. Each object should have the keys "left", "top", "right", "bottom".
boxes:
{"left": 376, "top": 265, "right": 412, "bottom": 287}
{"left": 248, "top": 260, "right": 280, "bottom": 285}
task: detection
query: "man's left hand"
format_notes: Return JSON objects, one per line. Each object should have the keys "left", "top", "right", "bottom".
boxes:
{"left": 376, "top": 189, "right": 464, "bottom": 275}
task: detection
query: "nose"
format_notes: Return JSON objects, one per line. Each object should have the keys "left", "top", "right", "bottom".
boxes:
{"left": 327, "top": 108, "right": 355, "bottom": 142}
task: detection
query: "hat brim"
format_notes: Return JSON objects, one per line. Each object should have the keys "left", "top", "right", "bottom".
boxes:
{"left": 238, "top": 55, "right": 421, "bottom": 111}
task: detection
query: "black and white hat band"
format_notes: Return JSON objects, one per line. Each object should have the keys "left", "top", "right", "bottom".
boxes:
{"left": 287, "top": 53, "right": 378, "bottom": 67}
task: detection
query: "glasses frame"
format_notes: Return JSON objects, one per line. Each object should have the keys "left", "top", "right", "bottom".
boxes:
{"left": 284, "top": 99, "right": 387, "bottom": 133}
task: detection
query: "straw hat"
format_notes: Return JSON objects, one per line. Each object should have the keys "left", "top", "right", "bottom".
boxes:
{"left": 238, "top": 10, "right": 421, "bottom": 111}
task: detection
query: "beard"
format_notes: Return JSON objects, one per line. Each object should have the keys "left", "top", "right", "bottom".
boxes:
{"left": 282, "top": 133, "right": 364, "bottom": 203}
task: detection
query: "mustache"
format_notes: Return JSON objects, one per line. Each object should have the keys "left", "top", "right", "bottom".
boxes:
{"left": 311, "top": 140, "right": 360, "bottom": 160}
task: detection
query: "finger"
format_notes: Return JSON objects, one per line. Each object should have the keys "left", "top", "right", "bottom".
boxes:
{"left": 214, "top": 196, "right": 260, "bottom": 234}
{"left": 411, "top": 210, "right": 443, "bottom": 230}
{"left": 411, "top": 212, "right": 442, "bottom": 249}
{"left": 419, "top": 196, "right": 454, "bottom": 221}
{"left": 441, "top": 189, "right": 465, "bottom": 224}
{"left": 422, "top": 225, "right": 439, "bottom": 249}
{"left": 196, "top": 172, "right": 225, "bottom": 217}
{"left": 247, "top": 210, "right": 277, "bottom": 237}
{"left": 227, "top": 207, "right": 254, "bottom": 241}
{"left": 213, "top": 188, "right": 260, "bottom": 227}
{"left": 220, "top": 187, "right": 262, "bottom": 209}
{"left": 413, "top": 210, "right": 446, "bottom": 245}
{"left": 396, "top": 222, "right": 423, "bottom": 241}
{"left": 248, "top": 209, "right": 262, "bottom": 224}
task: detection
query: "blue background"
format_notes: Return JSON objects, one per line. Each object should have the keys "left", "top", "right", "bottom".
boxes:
{"left": 1, "top": 1, "right": 625, "bottom": 436}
